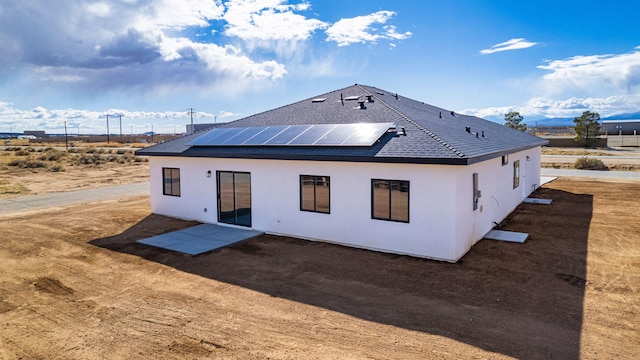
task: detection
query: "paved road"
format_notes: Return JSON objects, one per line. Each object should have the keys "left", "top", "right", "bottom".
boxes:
{"left": 541, "top": 168, "right": 640, "bottom": 180}
{"left": 0, "top": 182, "right": 149, "bottom": 216}
{"left": 542, "top": 154, "right": 640, "bottom": 165}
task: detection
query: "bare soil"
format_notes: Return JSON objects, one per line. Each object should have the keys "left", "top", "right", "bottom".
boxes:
{"left": 0, "top": 178, "right": 639, "bottom": 359}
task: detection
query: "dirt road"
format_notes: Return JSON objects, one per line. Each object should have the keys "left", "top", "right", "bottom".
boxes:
{"left": 0, "top": 178, "right": 638, "bottom": 359}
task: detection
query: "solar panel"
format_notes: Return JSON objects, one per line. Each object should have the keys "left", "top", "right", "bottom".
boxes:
{"left": 288, "top": 124, "right": 336, "bottom": 145}
{"left": 241, "top": 125, "right": 288, "bottom": 145}
{"left": 223, "top": 126, "right": 267, "bottom": 145}
{"left": 314, "top": 124, "right": 359, "bottom": 145}
{"left": 267, "top": 125, "right": 311, "bottom": 145}
{"left": 188, "top": 122, "right": 394, "bottom": 147}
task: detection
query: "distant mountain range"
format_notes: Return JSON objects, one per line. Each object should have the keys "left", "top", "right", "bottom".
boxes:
{"left": 483, "top": 112, "right": 640, "bottom": 127}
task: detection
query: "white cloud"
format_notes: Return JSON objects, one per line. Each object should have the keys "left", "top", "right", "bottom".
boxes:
{"left": 479, "top": 38, "right": 538, "bottom": 55}
{"left": 222, "top": 0, "right": 327, "bottom": 42}
{"left": 537, "top": 46, "right": 640, "bottom": 95}
{"left": 0, "top": 101, "right": 221, "bottom": 134}
{"left": 460, "top": 93, "right": 640, "bottom": 119}
{"left": 325, "top": 11, "right": 412, "bottom": 47}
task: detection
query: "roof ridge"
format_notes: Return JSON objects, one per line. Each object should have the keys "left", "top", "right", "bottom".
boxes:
{"left": 356, "top": 84, "right": 466, "bottom": 158}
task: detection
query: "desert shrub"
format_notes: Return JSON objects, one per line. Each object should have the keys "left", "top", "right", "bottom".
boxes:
{"left": 23, "top": 160, "right": 46, "bottom": 168}
{"left": 116, "top": 149, "right": 131, "bottom": 155}
{"left": 133, "top": 156, "right": 148, "bottom": 163}
{"left": 76, "top": 153, "right": 105, "bottom": 165}
{"left": 574, "top": 157, "right": 608, "bottom": 170}
{"left": 67, "top": 148, "right": 82, "bottom": 153}
{"left": 50, "top": 164, "right": 65, "bottom": 172}
{"left": 8, "top": 159, "right": 46, "bottom": 168}
{"left": 15, "top": 149, "right": 30, "bottom": 156}
{"left": 85, "top": 147, "right": 97, "bottom": 154}
{"left": 37, "top": 149, "right": 65, "bottom": 162}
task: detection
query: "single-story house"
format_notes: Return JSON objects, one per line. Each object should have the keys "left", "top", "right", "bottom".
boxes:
{"left": 137, "top": 84, "right": 547, "bottom": 262}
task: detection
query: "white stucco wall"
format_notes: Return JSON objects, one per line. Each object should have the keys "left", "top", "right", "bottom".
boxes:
{"left": 148, "top": 147, "right": 541, "bottom": 262}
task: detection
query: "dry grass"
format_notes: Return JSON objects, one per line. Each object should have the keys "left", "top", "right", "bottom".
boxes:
{"left": 0, "top": 179, "right": 29, "bottom": 195}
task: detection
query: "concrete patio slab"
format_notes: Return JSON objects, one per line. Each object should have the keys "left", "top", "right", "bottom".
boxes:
{"left": 524, "top": 198, "right": 553, "bottom": 205}
{"left": 137, "top": 223, "right": 263, "bottom": 255}
{"left": 484, "top": 229, "right": 529, "bottom": 243}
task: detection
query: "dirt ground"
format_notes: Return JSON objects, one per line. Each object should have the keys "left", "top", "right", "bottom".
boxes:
{"left": 0, "top": 178, "right": 639, "bottom": 359}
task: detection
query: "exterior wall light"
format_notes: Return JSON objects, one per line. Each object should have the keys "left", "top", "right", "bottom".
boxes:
{"left": 206, "top": 170, "right": 212, "bottom": 177}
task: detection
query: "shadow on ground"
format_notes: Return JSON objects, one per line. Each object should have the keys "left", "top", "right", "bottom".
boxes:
{"left": 91, "top": 186, "right": 591, "bottom": 359}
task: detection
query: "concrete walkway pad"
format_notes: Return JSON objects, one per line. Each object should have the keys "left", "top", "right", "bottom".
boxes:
{"left": 484, "top": 230, "right": 529, "bottom": 243}
{"left": 137, "top": 224, "right": 263, "bottom": 255}
{"left": 524, "top": 197, "right": 553, "bottom": 205}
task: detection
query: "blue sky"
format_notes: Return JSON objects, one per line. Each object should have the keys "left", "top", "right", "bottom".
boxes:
{"left": 1, "top": 0, "right": 639, "bottom": 134}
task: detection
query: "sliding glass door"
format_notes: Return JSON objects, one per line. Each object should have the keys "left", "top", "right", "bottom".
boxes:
{"left": 217, "top": 171, "right": 251, "bottom": 227}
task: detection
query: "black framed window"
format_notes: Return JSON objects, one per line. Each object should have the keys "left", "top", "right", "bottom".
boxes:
{"left": 300, "top": 175, "right": 330, "bottom": 213}
{"left": 162, "top": 167, "right": 180, "bottom": 196}
{"left": 371, "top": 179, "right": 409, "bottom": 222}
{"left": 513, "top": 160, "right": 520, "bottom": 189}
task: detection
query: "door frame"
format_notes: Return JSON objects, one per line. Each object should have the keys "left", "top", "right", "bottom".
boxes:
{"left": 216, "top": 170, "right": 252, "bottom": 227}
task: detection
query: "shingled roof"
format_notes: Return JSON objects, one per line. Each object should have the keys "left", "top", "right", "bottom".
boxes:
{"left": 137, "top": 84, "right": 547, "bottom": 165}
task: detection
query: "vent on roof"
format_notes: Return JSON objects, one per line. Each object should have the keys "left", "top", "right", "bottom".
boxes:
{"left": 450, "top": 111, "right": 455, "bottom": 116}
{"left": 357, "top": 100, "right": 366, "bottom": 109}
{"left": 366, "top": 95, "right": 374, "bottom": 103}
{"left": 344, "top": 95, "right": 360, "bottom": 101}
{"left": 311, "top": 98, "right": 326, "bottom": 103}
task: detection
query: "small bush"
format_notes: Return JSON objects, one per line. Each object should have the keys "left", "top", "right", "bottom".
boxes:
{"left": 23, "top": 160, "right": 46, "bottom": 168}
{"left": 76, "top": 154, "right": 105, "bottom": 165}
{"left": 15, "top": 149, "right": 30, "bottom": 156}
{"left": 8, "top": 159, "right": 46, "bottom": 168}
{"left": 50, "top": 164, "right": 66, "bottom": 172}
{"left": 574, "top": 157, "right": 608, "bottom": 170}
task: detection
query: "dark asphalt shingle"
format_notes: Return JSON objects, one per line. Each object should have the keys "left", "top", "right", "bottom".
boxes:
{"left": 137, "top": 84, "right": 547, "bottom": 165}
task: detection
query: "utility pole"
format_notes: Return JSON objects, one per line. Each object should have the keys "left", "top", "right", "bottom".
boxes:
{"left": 118, "top": 115, "right": 123, "bottom": 137}
{"left": 106, "top": 114, "right": 110, "bottom": 143}
{"left": 64, "top": 121, "right": 68, "bottom": 151}
{"left": 151, "top": 124, "right": 154, "bottom": 143}
{"left": 187, "top": 108, "right": 196, "bottom": 134}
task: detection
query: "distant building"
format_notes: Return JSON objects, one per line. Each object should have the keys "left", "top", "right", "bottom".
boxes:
{"left": 24, "top": 130, "right": 45, "bottom": 138}
{"left": 602, "top": 120, "right": 640, "bottom": 135}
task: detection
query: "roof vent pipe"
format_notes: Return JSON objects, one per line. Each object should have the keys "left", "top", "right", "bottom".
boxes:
{"left": 439, "top": 112, "right": 442, "bottom": 119}
{"left": 399, "top": 127, "right": 406, "bottom": 136}
{"left": 482, "top": 131, "right": 485, "bottom": 138}
{"left": 394, "top": 93, "right": 399, "bottom": 100}
{"left": 358, "top": 100, "right": 366, "bottom": 109}
{"left": 366, "top": 95, "right": 374, "bottom": 103}
{"left": 451, "top": 111, "right": 455, "bottom": 116}
{"left": 465, "top": 127, "right": 471, "bottom": 133}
